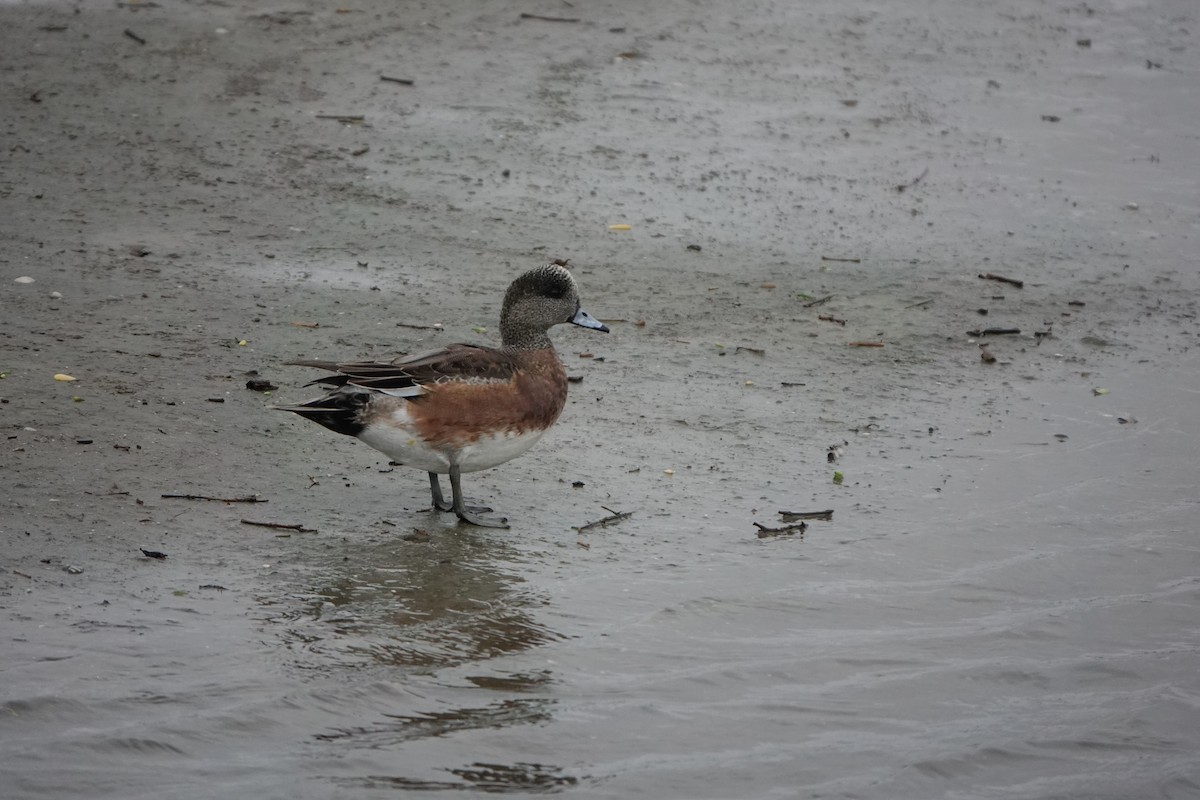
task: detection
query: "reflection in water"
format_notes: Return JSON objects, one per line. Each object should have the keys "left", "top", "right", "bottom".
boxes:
{"left": 295, "top": 527, "right": 561, "bottom": 671}
{"left": 277, "top": 527, "right": 569, "bottom": 788}
{"left": 345, "top": 762, "right": 580, "bottom": 793}
{"left": 314, "top": 697, "right": 555, "bottom": 745}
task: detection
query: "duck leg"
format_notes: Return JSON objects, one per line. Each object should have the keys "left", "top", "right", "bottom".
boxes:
{"left": 449, "top": 465, "right": 509, "bottom": 528}
{"left": 428, "top": 472, "right": 454, "bottom": 512}
{"left": 430, "top": 471, "right": 494, "bottom": 515}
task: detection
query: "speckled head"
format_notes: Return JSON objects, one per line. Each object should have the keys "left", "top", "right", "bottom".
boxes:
{"left": 499, "top": 263, "right": 608, "bottom": 350}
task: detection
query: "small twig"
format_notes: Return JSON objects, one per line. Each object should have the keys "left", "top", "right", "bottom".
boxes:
{"left": 803, "top": 294, "right": 833, "bottom": 308}
{"left": 124, "top": 28, "right": 146, "bottom": 45}
{"left": 380, "top": 76, "right": 415, "bottom": 86}
{"left": 818, "top": 314, "right": 846, "bottom": 326}
{"left": 849, "top": 341, "right": 885, "bottom": 347}
{"left": 780, "top": 381, "right": 806, "bottom": 387}
{"left": 520, "top": 12, "right": 580, "bottom": 22}
{"left": 778, "top": 509, "right": 834, "bottom": 522}
{"left": 978, "top": 272, "right": 1024, "bottom": 288}
{"left": 241, "top": 519, "right": 317, "bottom": 533}
{"left": 396, "top": 321, "right": 444, "bottom": 331}
{"left": 820, "top": 256, "right": 861, "bottom": 263}
{"left": 575, "top": 508, "right": 632, "bottom": 532}
{"left": 967, "top": 328, "right": 1021, "bottom": 336}
{"left": 316, "top": 114, "right": 365, "bottom": 123}
{"left": 162, "top": 493, "right": 266, "bottom": 503}
{"left": 905, "top": 298, "right": 933, "bottom": 309}
{"left": 735, "top": 346, "right": 765, "bottom": 355}
{"left": 12, "top": 570, "right": 33, "bottom": 579}
{"left": 754, "top": 521, "right": 807, "bottom": 538}
{"left": 896, "top": 167, "right": 928, "bottom": 193}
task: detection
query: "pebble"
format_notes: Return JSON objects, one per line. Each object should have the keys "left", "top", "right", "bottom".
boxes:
{"left": 14, "top": 276, "right": 35, "bottom": 284}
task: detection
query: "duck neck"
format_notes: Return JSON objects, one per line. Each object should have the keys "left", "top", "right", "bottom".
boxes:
{"left": 500, "top": 320, "right": 554, "bottom": 351}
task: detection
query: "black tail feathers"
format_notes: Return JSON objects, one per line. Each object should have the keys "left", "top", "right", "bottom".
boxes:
{"left": 278, "top": 389, "right": 369, "bottom": 437}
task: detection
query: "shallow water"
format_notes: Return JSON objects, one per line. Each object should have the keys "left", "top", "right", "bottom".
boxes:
{"left": 5, "top": 363, "right": 1199, "bottom": 799}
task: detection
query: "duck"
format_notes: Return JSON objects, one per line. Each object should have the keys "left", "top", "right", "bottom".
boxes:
{"left": 278, "top": 262, "right": 609, "bottom": 528}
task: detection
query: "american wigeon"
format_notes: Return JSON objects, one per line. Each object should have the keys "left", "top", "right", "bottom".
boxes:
{"left": 279, "top": 263, "right": 608, "bottom": 528}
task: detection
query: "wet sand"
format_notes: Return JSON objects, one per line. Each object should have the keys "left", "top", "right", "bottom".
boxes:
{"left": 2, "top": 0, "right": 1199, "bottom": 797}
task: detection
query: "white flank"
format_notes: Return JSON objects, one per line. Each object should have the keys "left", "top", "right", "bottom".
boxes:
{"left": 357, "top": 404, "right": 547, "bottom": 474}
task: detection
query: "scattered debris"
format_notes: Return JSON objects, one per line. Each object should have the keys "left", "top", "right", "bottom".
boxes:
{"left": 396, "top": 321, "right": 444, "bottom": 331}
{"left": 896, "top": 167, "right": 928, "bottom": 192}
{"left": 1118, "top": 415, "right": 1137, "bottom": 424}
{"left": 827, "top": 441, "right": 847, "bottom": 463}
{"left": 848, "top": 341, "right": 884, "bottom": 347}
{"left": 818, "top": 314, "right": 846, "bottom": 326}
{"left": 980, "top": 348, "right": 996, "bottom": 363}
{"left": 1093, "top": 387, "right": 1110, "bottom": 396}
{"left": 754, "top": 521, "right": 807, "bottom": 538}
{"left": 575, "top": 506, "right": 633, "bottom": 532}
{"left": 63, "top": 565, "right": 84, "bottom": 575}
{"left": 162, "top": 493, "right": 266, "bottom": 503}
{"left": 53, "top": 373, "right": 77, "bottom": 382}
{"left": 833, "top": 471, "right": 844, "bottom": 484}
{"left": 967, "top": 328, "right": 1020, "bottom": 336}
{"left": 246, "top": 378, "right": 278, "bottom": 392}
{"left": 401, "top": 529, "right": 431, "bottom": 542}
{"left": 905, "top": 299, "right": 933, "bottom": 309}
{"left": 820, "top": 256, "right": 861, "bottom": 263}
{"left": 241, "top": 519, "right": 317, "bottom": 533}
{"left": 780, "top": 381, "right": 805, "bottom": 387}
{"left": 803, "top": 294, "right": 834, "bottom": 307}
{"left": 978, "top": 272, "right": 1024, "bottom": 288}
{"left": 519, "top": 12, "right": 580, "bottom": 22}
{"left": 735, "top": 346, "right": 765, "bottom": 355}
{"left": 778, "top": 509, "right": 834, "bottom": 522}
{"left": 123, "top": 28, "right": 146, "bottom": 45}
{"left": 316, "top": 114, "right": 365, "bottom": 123}
{"left": 1077, "top": 38, "right": 1091, "bottom": 47}
{"left": 686, "top": 244, "right": 702, "bottom": 251}
{"left": 140, "top": 548, "right": 168, "bottom": 559}
{"left": 607, "top": 223, "right": 631, "bottom": 231}
{"left": 12, "top": 570, "right": 33, "bottom": 579}
{"left": 380, "top": 75, "right": 415, "bottom": 86}
{"left": 1041, "top": 114, "right": 1061, "bottom": 122}
{"left": 199, "top": 584, "right": 228, "bottom": 591}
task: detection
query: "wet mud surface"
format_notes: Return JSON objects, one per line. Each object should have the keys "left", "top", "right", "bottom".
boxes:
{"left": 2, "top": 1, "right": 1199, "bottom": 798}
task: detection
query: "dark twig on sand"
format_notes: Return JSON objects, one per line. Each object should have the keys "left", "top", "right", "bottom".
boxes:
{"left": 396, "top": 321, "right": 444, "bottom": 331}
{"left": 778, "top": 509, "right": 834, "bottom": 522}
{"left": 905, "top": 298, "right": 933, "bottom": 309}
{"left": 576, "top": 507, "right": 632, "bottom": 532}
{"left": 803, "top": 294, "right": 833, "bottom": 308}
{"left": 380, "top": 76, "right": 415, "bottom": 85}
{"left": 241, "top": 519, "right": 317, "bottom": 533}
{"left": 124, "top": 28, "right": 146, "bottom": 45}
{"left": 978, "top": 272, "right": 1024, "bottom": 288}
{"left": 754, "top": 521, "right": 808, "bottom": 538}
{"left": 316, "top": 114, "right": 365, "bottom": 123}
{"left": 896, "top": 167, "right": 928, "bottom": 192}
{"left": 967, "top": 328, "right": 1020, "bottom": 337}
{"left": 849, "top": 341, "right": 885, "bottom": 347}
{"left": 818, "top": 314, "right": 847, "bottom": 326}
{"left": 820, "top": 256, "right": 861, "bottom": 263}
{"left": 162, "top": 493, "right": 266, "bottom": 503}
{"left": 520, "top": 12, "right": 580, "bottom": 22}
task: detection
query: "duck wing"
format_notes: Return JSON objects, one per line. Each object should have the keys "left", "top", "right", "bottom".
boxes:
{"left": 289, "top": 344, "right": 519, "bottom": 397}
